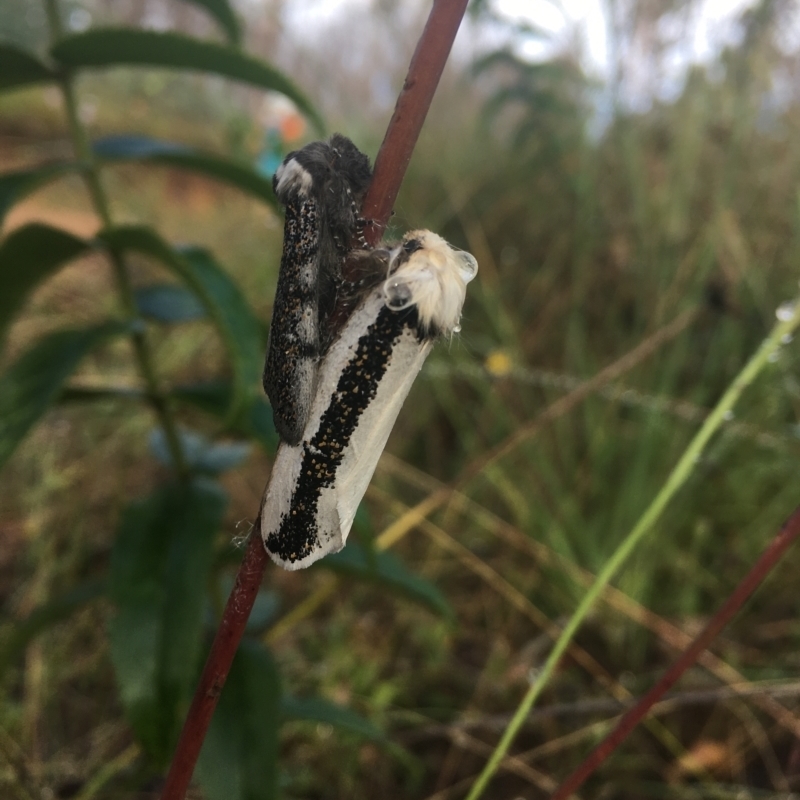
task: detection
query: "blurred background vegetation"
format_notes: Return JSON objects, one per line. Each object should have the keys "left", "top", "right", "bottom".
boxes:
{"left": 3, "top": 0, "right": 800, "bottom": 798}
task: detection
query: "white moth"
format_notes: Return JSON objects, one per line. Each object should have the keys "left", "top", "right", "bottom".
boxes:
{"left": 261, "top": 230, "right": 478, "bottom": 570}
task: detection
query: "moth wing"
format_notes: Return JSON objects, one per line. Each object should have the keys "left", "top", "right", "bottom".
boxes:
{"left": 263, "top": 184, "right": 321, "bottom": 445}
{"left": 259, "top": 442, "right": 302, "bottom": 560}
{"left": 333, "top": 330, "right": 433, "bottom": 537}
{"left": 263, "top": 335, "right": 317, "bottom": 446}
{"left": 261, "top": 294, "right": 432, "bottom": 570}
{"left": 259, "top": 443, "right": 345, "bottom": 571}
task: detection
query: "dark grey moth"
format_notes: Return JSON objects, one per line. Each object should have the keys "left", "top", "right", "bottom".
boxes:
{"left": 263, "top": 134, "right": 372, "bottom": 445}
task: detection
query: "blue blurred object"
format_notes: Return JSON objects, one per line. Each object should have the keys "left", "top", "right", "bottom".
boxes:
{"left": 255, "top": 127, "right": 284, "bottom": 177}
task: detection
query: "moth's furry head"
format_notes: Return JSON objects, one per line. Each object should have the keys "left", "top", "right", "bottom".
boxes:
{"left": 273, "top": 134, "right": 372, "bottom": 209}
{"left": 273, "top": 157, "right": 313, "bottom": 198}
{"left": 383, "top": 230, "right": 478, "bottom": 336}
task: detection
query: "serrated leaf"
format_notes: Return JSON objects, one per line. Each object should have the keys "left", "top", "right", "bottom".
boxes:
{"left": 281, "top": 695, "right": 386, "bottom": 743}
{"left": 0, "top": 44, "right": 55, "bottom": 92}
{"left": 93, "top": 136, "right": 277, "bottom": 209}
{"left": 173, "top": 381, "right": 278, "bottom": 453}
{"left": 108, "top": 478, "right": 228, "bottom": 764}
{"left": 51, "top": 30, "right": 323, "bottom": 133}
{"left": 321, "top": 545, "right": 452, "bottom": 618}
{"left": 0, "top": 322, "right": 130, "bottom": 470}
{"left": 149, "top": 427, "right": 251, "bottom": 474}
{"left": 181, "top": 0, "right": 241, "bottom": 44}
{"left": 99, "top": 227, "right": 263, "bottom": 422}
{"left": 0, "top": 223, "right": 92, "bottom": 345}
{"left": 0, "top": 578, "right": 106, "bottom": 677}
{"left": 196, "top": 640, "right": 280, "bottom": 800}
{"left": 135, "top": 283, "right": 206, "bottom": 323}
{"left": 0, "top": 163, "right": 76, "bottom": 227}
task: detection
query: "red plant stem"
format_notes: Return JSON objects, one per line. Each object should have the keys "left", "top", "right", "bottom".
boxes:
{"left": 160, "top": 530, "right": 267, "bottom": 800}
{"left": 159, "top": 5, "right": 469, "bottom": 799}
{"left": 550, "top": 504, "right": 800, "bottom": 800}
{"left": 360, "top": 0, "right": 470, "bottom": 246}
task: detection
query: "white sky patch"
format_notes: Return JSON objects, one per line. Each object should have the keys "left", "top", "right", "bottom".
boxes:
{"left": 493, "top": 0, "right": 759, "bottom": 79}
{"left": 493, "top": 0, "right": 608, "bottom": 73}
{"left": 283, "top": 0, "right": 371, "bottom": 30}
{"left": 690, "top": 0, "right": 756, "bottom": 59}
{"left": 275, "top": 0, "right": 768, "bottom": 114}
{"left": 280, "top": 0, "right": 761, "bottom": 76}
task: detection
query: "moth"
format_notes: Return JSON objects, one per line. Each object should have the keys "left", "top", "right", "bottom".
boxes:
{"left": 264, "top": 134, "right": 372, "bottom": 445}
{"left": 261, "top": 230, "right": 479, "bottom": 570}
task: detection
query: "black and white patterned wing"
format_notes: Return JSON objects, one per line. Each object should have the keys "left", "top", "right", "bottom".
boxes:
{"left": 262, "top": 231, "right": 479, "bottom": 570}
{"left": 263, "top": 135, "right": 372, "bottom": 445}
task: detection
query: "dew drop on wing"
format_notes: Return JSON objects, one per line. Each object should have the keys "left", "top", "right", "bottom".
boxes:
{"left": 385, "top": 281, "right": 413, "bottom": 310}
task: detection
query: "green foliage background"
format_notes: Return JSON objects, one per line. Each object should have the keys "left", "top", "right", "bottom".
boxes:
{"left": 2, "top": 0, "right": 800, "bottom": 798}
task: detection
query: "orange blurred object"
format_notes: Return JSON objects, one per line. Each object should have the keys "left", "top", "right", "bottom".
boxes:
{"left": 280, "top": 113, "right": 306, "bottom": 143}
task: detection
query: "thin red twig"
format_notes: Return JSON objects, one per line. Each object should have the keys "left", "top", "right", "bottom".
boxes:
{"left": 549, "top": 504, "right": 800, "bottom": 800}
{"left": 361, "top": 0, "right": 470, "bottom": 246}
{"left": 159, "top": 4, "right": 469, "bottom": 798}
{"left": 160, "top": 529, "right": 267, "bottom": 800}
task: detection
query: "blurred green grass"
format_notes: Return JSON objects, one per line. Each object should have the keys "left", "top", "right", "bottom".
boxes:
{"left": 3, "top": 2, "right": 800, "bottom": 798}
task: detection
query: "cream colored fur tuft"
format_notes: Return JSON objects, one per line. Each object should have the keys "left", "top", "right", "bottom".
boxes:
{"left": 274, "top": 158, "right": 313, "bottom": 197}
{"left": 382, "top": 230, "right": 478, "bottom": 334}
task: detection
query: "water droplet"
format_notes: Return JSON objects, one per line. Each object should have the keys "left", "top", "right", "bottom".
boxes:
{"left": 782, "top": 333, "right": 794, "bottom": 344}
{"left": 723, "top": 409, "right": 734, "bottom": 421}
{"left": 452, "top": 323, "right": 462, "bottom": 334}
{"left": 316, "top": 722, "right": 333, "bottom": 739}
{"left": 68, "top": 7, "right": 91, "bottom": 31}
{"left": 620, "top": 670, "right": 636, "bottom": 688}
{"left": 768, "top": 350, "right": 780, "bottom": 363}
{"left": 776, "top": 301, "right": 796, "bottom": 322}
